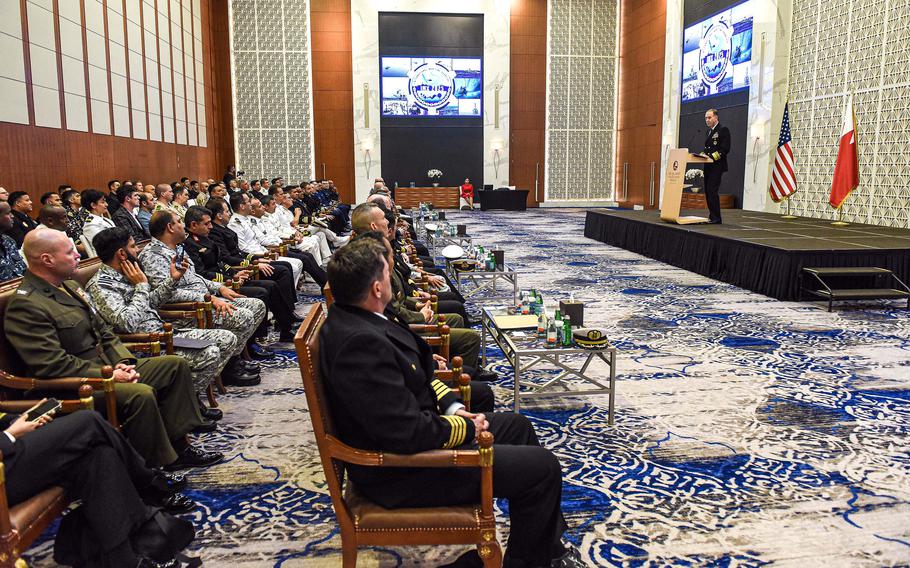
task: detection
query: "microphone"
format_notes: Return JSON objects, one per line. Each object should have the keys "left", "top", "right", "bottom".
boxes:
{"left": 685, "top": 128, "right": 703, "bottom": 153}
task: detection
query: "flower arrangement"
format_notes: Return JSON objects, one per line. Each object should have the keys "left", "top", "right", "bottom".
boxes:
{"left": 427, "top": 169, "right": 443, "bottom": 179}
{"left": 684, "top": 168, "right": 703, "bottom": 181}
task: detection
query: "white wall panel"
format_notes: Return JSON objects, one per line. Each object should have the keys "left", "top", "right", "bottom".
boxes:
{"left": 0, "top": 77, "right": 30, "bottom": 125}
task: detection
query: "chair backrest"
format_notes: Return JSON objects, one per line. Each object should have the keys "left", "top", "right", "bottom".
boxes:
{"left": 323, "top": 282, "right": 333, "bottom": 307}
{"left": 294, "top": 303, "right": 353, "bottom": 523}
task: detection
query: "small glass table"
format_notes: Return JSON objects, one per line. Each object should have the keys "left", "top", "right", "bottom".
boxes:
{"left": 481, "top": 306, "right": 617, "bottom": 423}
{"left": 445, "top": 260, "right": 519, "bottom": 305}
{"left": 426, "top": 232, "right": 474, "bottom": 256}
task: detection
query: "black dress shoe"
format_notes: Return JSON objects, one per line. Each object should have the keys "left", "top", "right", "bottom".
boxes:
{"left": 473, "top": 369, "right": 499, "bottom": 382}
{"left": 138, "top": 558, "right": 179, "bottom": 568}
{"left": 221, "top": 371, "right": 261, "bottom": 387}
{"left": 551, "top": 545, "right": 586, "bottom": 568}
{"left": 159, "top": 492, "right": 197, "bottom": 514}
{"left": 248, "top": 345, "right": 274, "bottom": 359}
{"left": 149, "top": 470, "right": 187, "bottom": 494}
{"left": 708, "top": 219, "right": 722, "bottom": 224}
{"left": 200, "top": 405, "right": 223, "bottom": 421}
{"left": 192, "top": 420, "right": 217, "bottom": 434}
{"left": 239, "top": 359, "right": 261, "bottom": 373}
{"left": 165, "top": 445, "right": 224, "bottom": 471}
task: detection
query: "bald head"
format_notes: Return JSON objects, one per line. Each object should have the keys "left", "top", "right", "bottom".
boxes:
{"left": 23, "top": 227, "right": 68, "bottom": 261}
{"left": 23, "top": 225, "right": 82, "bottom": 284}
{"left": 38, "top": 205, "right": 68, "bottom": 231}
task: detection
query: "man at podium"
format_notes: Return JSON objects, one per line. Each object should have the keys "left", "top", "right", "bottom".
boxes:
{"left": 703, "top": 109, "right": 730, "bottom": 224}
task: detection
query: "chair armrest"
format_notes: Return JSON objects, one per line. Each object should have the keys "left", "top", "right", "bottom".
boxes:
{"left": 325, "top": 431, "right": 493, "bottom": 468}
{"left": 0, "top": 368, "right": 118, "bottom": 428}
{"left": 118, "top": 322, "right": 174, "bottom": 356}
{"left": 0, "top": 389, "right": 95, "bottom": 414}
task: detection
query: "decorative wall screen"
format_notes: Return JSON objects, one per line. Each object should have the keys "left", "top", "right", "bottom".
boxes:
{"left": 231, "top": 0, "right": 313, "bottom": 182}
{"left": 0, "top": 0, "right": 207, "bottom": 146}
{"left": 787, "top": 0, "right": 910, "bottom": 227}
{"left": 546, "top": 0, "right": 618, "bottom": 201}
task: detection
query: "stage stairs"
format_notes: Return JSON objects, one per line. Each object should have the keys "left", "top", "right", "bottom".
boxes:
{"left": 799, "top": 267, "right": 910, "bottom": 311}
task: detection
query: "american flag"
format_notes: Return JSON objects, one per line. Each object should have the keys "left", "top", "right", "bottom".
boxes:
{"left": 770, "top": 102, "right": 797, "bottom": 202}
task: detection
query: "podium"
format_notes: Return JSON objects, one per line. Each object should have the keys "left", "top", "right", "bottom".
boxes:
{"left": 661, "top": 148, "right": 713, "bottom": 224}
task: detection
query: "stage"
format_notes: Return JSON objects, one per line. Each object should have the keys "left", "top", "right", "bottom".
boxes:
{"left": 583, "top": 209, "right": 910, "bottom": 300}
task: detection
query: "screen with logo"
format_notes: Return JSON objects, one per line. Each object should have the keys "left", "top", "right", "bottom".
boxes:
{"left": 680, "top": 0, "right": 753, "bottom": 103}
{"left": 380, "top": 57, "right": 482, "bottom": 118}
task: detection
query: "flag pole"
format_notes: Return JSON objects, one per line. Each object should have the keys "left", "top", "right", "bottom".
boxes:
{"left": 831, "top": 89, "right": 855, "bottom": 227}
{"left": 781, "top": 195, "right": 797, "bottom": 219}
{"left": 832, "top": 205, "right": 849, "bottom": 226}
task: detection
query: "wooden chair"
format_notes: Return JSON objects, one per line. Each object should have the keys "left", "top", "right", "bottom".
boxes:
{"left": 294, "top": 303, "right": 501, "bottom": 567}
{"left": 118, "top": 322, "right": 175, "bottom": 357}
{"left": 156, "top": 294, "right": 224, "bottom": 402}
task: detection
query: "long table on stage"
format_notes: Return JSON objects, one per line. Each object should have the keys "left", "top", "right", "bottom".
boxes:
{"left": 584, "top": 209, "right": 910, "bottom": 301}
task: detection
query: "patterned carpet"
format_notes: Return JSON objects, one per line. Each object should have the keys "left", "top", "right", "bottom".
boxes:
{"left": 26, "top": 208, "right": 910, "bottom": 567}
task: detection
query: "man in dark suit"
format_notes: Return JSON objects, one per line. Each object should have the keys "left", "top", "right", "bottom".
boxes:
{"left": 111, "top": 185, "right": 150, "bottom": 242}
{"left": 319, "top": 239, "right": 581, "bottom": 568}
{"left": 703, "top": 108, "right": 731, "bottom": 224}
{"left": 7, "top": 191, "right": 38, "bottom": 247}
{"left": 1, "top": 409, "right": 197, "bottom": 566}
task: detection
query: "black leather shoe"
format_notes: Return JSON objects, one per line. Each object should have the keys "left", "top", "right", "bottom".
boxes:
{"left": 473, "top": 369, "right": 499, "bottom": 382}
{"left": 239, "top": 359, "right": 261, "bottom": 373}
{"left": 138, "top": 558, "right": 179, "bottom": 568}
{"left": 192, "top": 420, "right": 217, "bottom": 434}
{"left": 551, "top": 545, "right": 586, "bottom": 568}
{"left": 200, "top": 405, "right": 223, "bottom": 421}
{"left": 149, "top": 470, "right": 187, "bottom": 494}
{"left": 222, "top": 371, "right": 261, "bottom": 387}
{"left": 248, "top": 345, "right": 274, "bottom": 359}
{"left": 159, "top": 492, "right": 196, "bottom": 514}
{"left": 165, "top": 445, "right": 224, "bottom": 471}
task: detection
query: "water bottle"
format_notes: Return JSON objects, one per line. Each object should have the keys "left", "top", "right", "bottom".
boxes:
{"left": 553, "top": 309, "right": 563, "bottom": 344}
{"left": 562, "top": 315, "right": 573, "bottom": 347}
{"left": 546, "top": 318, "right": 558, "bottom": 347}
{"left": 537, "top": 308, "right": 547, "bottom": 338}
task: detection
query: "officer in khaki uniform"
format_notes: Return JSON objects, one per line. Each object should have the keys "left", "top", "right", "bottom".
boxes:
{"left": 5, "top": 230, "right": 220, "bottom": 469}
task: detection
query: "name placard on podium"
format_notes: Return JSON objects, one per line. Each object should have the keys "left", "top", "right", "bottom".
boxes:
{"left": 661, "top": 148, "right": 713, "bottom": 225}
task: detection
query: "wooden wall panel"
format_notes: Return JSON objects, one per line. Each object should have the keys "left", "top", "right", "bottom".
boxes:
{"left": 615, "top": 0, "right": 666, "bottom": 209}
{"left": 311, "top": 0, "right": 355, "bottom": 204}
{"left": 509, "top": 0, "right": 547, "bottom": 207}
{"left": 0, "top": 0, "right": 234, "bottom": 201}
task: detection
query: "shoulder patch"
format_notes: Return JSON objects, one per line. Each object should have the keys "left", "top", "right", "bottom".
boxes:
{"left": 16, "top": 289, "right": 28, "bottom": 295}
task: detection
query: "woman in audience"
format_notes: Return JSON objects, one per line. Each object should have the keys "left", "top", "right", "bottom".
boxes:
{"left": 80, "top": 189, "right": 116, "bottom": 258}
{"left": 460, "top": 177, "right": 474, "bottom": 211}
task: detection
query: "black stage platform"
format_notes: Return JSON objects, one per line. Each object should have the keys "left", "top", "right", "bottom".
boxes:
{"left": 584, "top": 209, "right": 910, "bottom": 300}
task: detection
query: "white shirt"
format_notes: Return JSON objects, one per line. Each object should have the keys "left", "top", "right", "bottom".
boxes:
{"left": 227, "top": 214, "right": 267, "bottom": 255}
{"left": 81, "top": 214, "right": 116, "bottom": 258}
{"left": 263, "top": 211, "right": 295, "bottom": 239}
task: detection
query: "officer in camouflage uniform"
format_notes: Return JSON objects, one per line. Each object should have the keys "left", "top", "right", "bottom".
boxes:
{"left": 139, "top": 211, "right": 266, "bottom": 368}
{"left": 85, "top": 228, "right": 242, "bottom": 407}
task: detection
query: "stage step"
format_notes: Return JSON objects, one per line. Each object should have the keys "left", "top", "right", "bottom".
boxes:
{"left": 800, "top": 267, "right": 910, "bottom": 311}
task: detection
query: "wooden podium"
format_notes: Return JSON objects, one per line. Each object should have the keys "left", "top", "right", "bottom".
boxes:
{"left": 661, "top": 148, "right": 713, "bottom": 224}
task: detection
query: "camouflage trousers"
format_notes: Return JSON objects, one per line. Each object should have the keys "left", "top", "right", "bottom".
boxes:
{"left": 172, "top": 296, "right": 265, "bottom": 358}
{"left": 173, "top": 327, "right": 239, "bottom": 392}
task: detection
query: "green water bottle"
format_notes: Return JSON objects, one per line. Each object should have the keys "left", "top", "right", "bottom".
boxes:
{"left": 562, "top": 315, "right": 572, "bottom": 347}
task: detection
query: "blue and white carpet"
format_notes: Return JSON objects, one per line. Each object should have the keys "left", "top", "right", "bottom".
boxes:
{"left": 27, "top": 208, "right": 910, "bottom": 566}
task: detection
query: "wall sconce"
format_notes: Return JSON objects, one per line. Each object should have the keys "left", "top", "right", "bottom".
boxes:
{"left": 751, "top": 121, "right": 764, "bottom": 183}
{"left": 491, "top": 140, "right": 504, "bottom": 179}
{"left": 362, "top": 140, "right": 374, "bottom": 178}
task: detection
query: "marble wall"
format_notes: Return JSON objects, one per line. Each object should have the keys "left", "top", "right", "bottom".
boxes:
{"left": 350, "top": 0, "right": 510, "bottom": 203}
{"left": 229, "top": 0, "right": 314, "bottom": 181}
{"left": 785, "top": 0, "right": 910, "bottom": 227}
{"left": 545, "top": 0, "right": 619, "bottom": 203}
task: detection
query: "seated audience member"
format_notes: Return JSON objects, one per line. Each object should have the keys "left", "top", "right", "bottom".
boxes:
{"left": 0, "top": 187, "right": 8, "bottom": 202}
{"left": 153, "top": 183, "right": 175, "bottom": 214}
{"left": 113, "top": 185, "right": 150, "bottom": 242}
{"left": 2, "top": 409, "right": 199, "bottom": 567}
{"left": 40, "top": 191, "right": 63, "bottom": 207}
{"left": 137, "top": 192, "right": 155, "bottom": 234}
{"left": 0, "top": 201, "right": 27, "bottom": 281}
{"left": 248, "top": 179, "right": 264, "bottom": 200}
{"left": 206, "top": 197, "right": 302, "bottom": 308}
{"left": 4, "top": 229, "right": 221, "bottom": 469}
{"left": 320, "top": 240, "right": 581, "bottom": 568}
{"left": 35, "top": 204, "right": 70, "bottom": 233}
{"left": 184, "top": 205, "right": 298, "bottom": 345}
{"left": 251, "top": 195, "right": 328, "bottom": 266}
{"left": 227, "top": 193, "right": 327, "bottom": 287}
{"left": 7, "top": 191, "right": 38, "bottom": 247}
{"left": 80, "top": 189, "right": 116, "bottom": 258}
{"left": 271, "top": 186, "right": 349, "bottom": 248}
{"left": 62, "top": 188, "right": 89, "bottom": 243}
{"left": 105, "top": 179, "right": 122, "bottom": 214}
{"left": 171, "top": 186, "right": 190, "bottom": 219}
{"left": 194, "top": 180, "right": 211, "bottom": 206}
{"left": 88, "top": 227, "right": 255, "bottom": 409}
{"left": 139, "top": 211, "right": 267, "bottom": 381}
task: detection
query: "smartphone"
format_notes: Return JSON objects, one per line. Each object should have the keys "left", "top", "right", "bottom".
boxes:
{"left": 25, "top": 398, "right": 61, "bottom": 422}
{"left": 175, "top": 244, "right": 185, "bottom": 264}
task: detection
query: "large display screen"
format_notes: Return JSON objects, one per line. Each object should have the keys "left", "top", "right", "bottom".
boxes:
{"left": 681, "top": 0, "right": 753, "bottom": 103}
{"left": 380, "top": 57, "right": 482, "bottom": 118}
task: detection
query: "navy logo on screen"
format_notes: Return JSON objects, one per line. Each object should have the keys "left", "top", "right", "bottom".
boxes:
{"left": 699, "top": 22, "right": 732, "bottom": 88}
{"left": 408, "top": 62, "right": 456, "bottom": 111}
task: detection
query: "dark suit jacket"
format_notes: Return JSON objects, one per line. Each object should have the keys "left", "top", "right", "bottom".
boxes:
{"left": 8, "top": 210, "right": 38, "bottom": 247}
{"left": 704, "top": 124, "right": 731, "bottom": 173}
{"left": 112, "top": 206, "right": 149, "bottom": 242}
{"left": 318, "top": 303, "right": 472, "bottom": 499}
{"left": 210, "top": 222, "right": 253, "bottom": 265}
{"left": 184, "top": 232, "right": 234, "bottom": 282}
